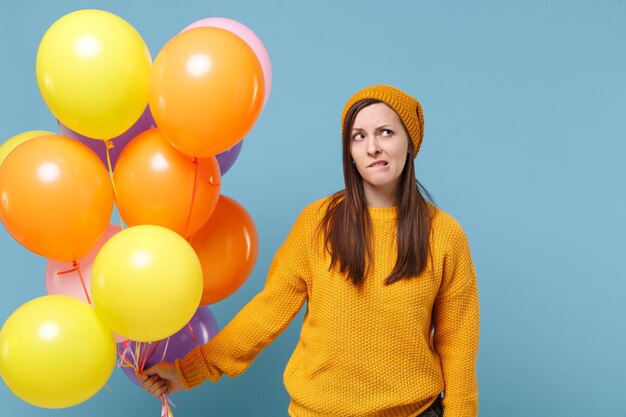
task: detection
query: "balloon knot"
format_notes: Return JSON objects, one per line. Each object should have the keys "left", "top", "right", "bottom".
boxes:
{"left": 57, "top": 261, "right": 80, "bottom": 276}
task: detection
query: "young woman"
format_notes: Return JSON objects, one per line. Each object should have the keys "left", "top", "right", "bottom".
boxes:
{"left": 140, "top": 85, "right": 480, "bottom": 417}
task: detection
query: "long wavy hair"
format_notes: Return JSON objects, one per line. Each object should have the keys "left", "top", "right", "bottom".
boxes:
{"left": 319, "top": 99, "right": 435, "bottom": 286}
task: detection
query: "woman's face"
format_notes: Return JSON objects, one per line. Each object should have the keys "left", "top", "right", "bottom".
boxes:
{"left": 349, "top": 103, "right": 409, "bottom": 200}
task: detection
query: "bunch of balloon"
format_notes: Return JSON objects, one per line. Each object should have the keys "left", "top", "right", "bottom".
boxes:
{"left": 0, "top": 9, "right": 269, "bottom": 415}
{"left": 0, "top": 135, "right": 117, "bottom": 408}
{"left": 114, "top": 17, "right": 268, "bottom": 404}
{"left": 0, "top": 8, "right": 150, "bottom": 410}
{"left": 145, "top": 16, "right": 268, "bottom": 308}
{"left": 109, "top": 20, "right": 267, "bottom": 417}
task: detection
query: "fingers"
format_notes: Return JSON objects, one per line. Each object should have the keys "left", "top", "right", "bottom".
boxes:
{"left": 152, "top": 384, "right": 168, "bottom": 398}
{"left": 138, "top": 373, "right": 168, "bottom": 398}
{"left": 137, "top": 363, "right": 178, "bottom": 398}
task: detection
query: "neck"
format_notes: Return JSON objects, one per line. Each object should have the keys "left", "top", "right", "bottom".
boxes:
{"left": 363, "top": 182, "right": 398, "bottom": 208}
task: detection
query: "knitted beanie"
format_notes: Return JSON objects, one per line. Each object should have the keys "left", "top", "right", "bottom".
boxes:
{"left": 341, "top": 84, "right": 425, "bottom": 158}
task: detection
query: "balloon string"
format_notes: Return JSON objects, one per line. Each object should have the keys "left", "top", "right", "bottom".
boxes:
{"left": 183, "top": 158, "right": 199, "bottom": 236}
{"left": 134, "top": 342, "right": 142, "bottom": 372}
{"left": 187, "top": 323, "right": 198, "bottom": 347}
{"left": 120, "top": 340, "right": 133, "bottom": 364}
{"left": 118, "top": 351, "right": 138, "bottom": 373}
{"left": 160, "top": 336, "right": 170, "bottom": 363}
{"left": 58, "top": 261, "right": 92, "bottom": 305}
{"left": 117, "top": 341, "right": 134, "bottom": 369}
{"left": 168, "top": 397, "right": 178, "bottom": 409}
{"left": 104, "top": 139, "right": 124, "bottom": 231}
{"left": 139, "top": 342, "right": 151, "bottom": 373}
{"left": 146, "top": 340, "right": 162, "bottom": 365}
{"left": 104, "top": 140, "right": 118, "bottom": 196}
{"left": 127, "top": 340, "right": 138, "bottom": 367}
{"left": 117, "top": 341, "right": 140, "bottom": 374}
{"left": 137, "top": 343, "right": 145, "bottom": 372}
{"left": 161, "top": 393, "right": 174, "bottom": 417}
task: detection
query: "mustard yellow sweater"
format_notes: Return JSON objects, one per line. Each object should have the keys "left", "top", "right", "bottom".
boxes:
{"left": 176, "top": 197, "right": 480, "bottom": 417}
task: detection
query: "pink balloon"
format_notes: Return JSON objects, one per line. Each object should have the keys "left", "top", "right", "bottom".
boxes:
{"left": 45, "top": 223, "right": 126, "bottom": 343}
{"left": 182, "top": 18, "right": 272, "bottom": 109}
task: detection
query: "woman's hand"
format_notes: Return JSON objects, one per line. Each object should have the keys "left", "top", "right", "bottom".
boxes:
{"left": 138, "top": 362, "right": 184, "bottom": 398}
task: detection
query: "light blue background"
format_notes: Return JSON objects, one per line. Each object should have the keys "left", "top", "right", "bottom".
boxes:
{"left": 1, "top": 1, "right": 625, "bottom": 416}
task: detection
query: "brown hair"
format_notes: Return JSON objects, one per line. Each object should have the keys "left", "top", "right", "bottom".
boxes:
{"left": 319, "top": 99, "right": 435, "bottom": 286}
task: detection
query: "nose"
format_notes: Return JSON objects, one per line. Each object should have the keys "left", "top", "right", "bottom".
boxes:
{"left": 366, "top": 136, "right": 381, "bottom": 156}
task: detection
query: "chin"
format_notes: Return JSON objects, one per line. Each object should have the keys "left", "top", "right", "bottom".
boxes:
{"left": 363, "top": 178, "right": 398, "bottom": 189}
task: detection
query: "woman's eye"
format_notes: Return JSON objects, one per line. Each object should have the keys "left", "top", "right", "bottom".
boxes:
{"left": 380, "top": 129, "right": 393, "bottom": 137}
{"left": 353, "top": 133, "right": 365, "bottom": 141}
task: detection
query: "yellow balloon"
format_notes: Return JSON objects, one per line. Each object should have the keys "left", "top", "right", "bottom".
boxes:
{"left": 91, "top": 225, "right": 203, "bottom": 342}
{"left": 36, "top": 10, "right": 151, "bottom": 140}
{"left": 0, "top": 130, "right": 54, "bottom": 167}
{"left": 0, "top": 295, "right": 116, "bottom": 408}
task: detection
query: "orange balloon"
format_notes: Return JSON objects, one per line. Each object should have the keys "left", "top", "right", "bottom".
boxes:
{"left": 189, "top": 195, "right": 258, "bottom": 305}
{"left": 114, "top": 128, "right": 221, "bottom": 237}
{"left": 0, "top": 135, "right": 114, "bottom": 261}
{"left": 149, "top": 27, "right": 264, "bottom": 158}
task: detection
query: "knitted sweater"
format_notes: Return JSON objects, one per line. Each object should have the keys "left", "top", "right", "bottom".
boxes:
{"left": 176, "top": 197, "right": 480, "bottom": 417}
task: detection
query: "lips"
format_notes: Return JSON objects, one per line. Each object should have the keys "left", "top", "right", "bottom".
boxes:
{"left": 367, "top": 160, "right": 388, "bottom": 168}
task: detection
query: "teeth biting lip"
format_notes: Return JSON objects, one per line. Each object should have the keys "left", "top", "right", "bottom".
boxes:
{"left": 368, "top": 160, "right": 388, "bottom": 168}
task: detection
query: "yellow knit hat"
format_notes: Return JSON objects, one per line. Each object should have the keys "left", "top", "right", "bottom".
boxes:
{"left": 341, "top": 84, "right": 425, "bottom": 158}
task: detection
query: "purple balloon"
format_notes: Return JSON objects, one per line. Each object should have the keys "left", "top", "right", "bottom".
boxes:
{"left": 118, "top": 307, "right": 219, "bottom": 387}
{"left": 215, "top": 140, "right": 243, "bottom": 175}
{"left": 58, "top": 106, "right": 155, "bottom": 169}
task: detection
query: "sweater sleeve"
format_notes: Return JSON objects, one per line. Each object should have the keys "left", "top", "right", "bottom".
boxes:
{"left": 175, "top": 208, "right": 311, "bottom": 389}
{"left": 432, "top": 220, "right": 480, "bottom": 417}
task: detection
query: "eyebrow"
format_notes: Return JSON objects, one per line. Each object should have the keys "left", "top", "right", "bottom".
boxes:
{"left": 351, "top": 124, "right": 394, "bottom": 132}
